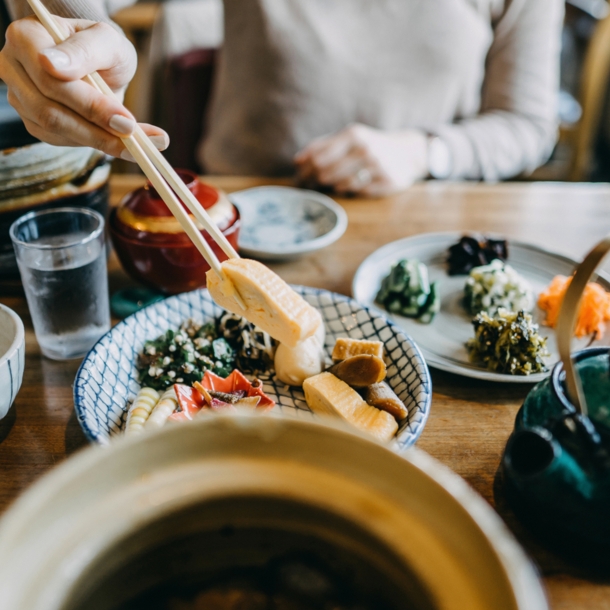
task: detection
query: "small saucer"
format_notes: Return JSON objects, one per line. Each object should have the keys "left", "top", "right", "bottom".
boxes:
{"left": 230, "top": 186, "right": 347, "bottom": 260}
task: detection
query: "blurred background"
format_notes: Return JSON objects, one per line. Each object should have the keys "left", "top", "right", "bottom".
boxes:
{"left": 2, "top": 0, "right": 610, "bottom": 181}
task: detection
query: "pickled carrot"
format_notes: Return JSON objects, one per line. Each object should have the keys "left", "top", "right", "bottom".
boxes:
{"left": 538, "top": 275, "right": 610, "bottom": 339}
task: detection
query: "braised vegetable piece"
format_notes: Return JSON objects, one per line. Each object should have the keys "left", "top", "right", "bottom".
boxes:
{"left": 331, "top": 337, "right": 384, "bottom": 361}
{"left": 466, "top": 309, "right": 549, "bottom": 375}
{"left": 447, "top": 235, "right": 508, "bottom": 275}
{"left": 464, "top": 259, "right": 534, "bottom": 316}
{"left": 218, "top": 312, "right": 276, "bottom": 373}
{"left": 375, "top": 258, "right": 440, "bottom": 323}
{"left": 137, "top": 319, "right": 236, "bottom": 391}
{"left": 125, "top": 387, "right": 160, "bottom": 435}
{"left": 538, "top": 275, "right": 610, "bottom": 339}
{"left": 365, "top": 382, "right": 408, "bottom": 421}
{"left": 328, "top": 355, "right": 386, "bottom": 388}
{"left": 303, "top": 372, "right": 398, "bottom": 442}
{"left": 145, "top": 387, "right": 179, "bottom": 429}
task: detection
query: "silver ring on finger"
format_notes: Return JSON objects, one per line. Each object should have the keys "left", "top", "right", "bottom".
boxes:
{"left": 355, "top": 167, "right": 372, "bottom": 187}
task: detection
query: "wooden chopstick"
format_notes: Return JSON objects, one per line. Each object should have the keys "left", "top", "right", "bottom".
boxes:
{"left": 27, "top": 0, "right": 239, "bottom": 276}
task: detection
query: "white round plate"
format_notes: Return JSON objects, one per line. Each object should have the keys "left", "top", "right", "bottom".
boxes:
{"left": 353, "top": 232, "right": 610, "bottom": 383}
{"left": 230, "top": 186, "right": 348, "bottom": 260}
{"left": 74, "top": 286, "right": 431, "bottom": 450}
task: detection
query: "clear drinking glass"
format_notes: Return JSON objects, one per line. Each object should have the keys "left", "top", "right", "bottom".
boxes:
{"left": 10, "top": 207, "right": 110, "bottom": 360}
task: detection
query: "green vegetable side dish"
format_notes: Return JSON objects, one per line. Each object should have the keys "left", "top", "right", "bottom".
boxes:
{"left": 464, "top": 259, "right": 535, "bottom": 317}
{"left": 376, "top": 259, "right": 440, "bottom": 323}
{"left": 137, "top": 319, "right": 236, "bottom": 390}
{"left": 466, "top": 309, "right": 550, "bottom": 375}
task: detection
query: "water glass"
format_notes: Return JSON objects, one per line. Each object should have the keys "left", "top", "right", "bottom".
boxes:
{"left": 10, "top": 207, "right": 110, "bottom": 360}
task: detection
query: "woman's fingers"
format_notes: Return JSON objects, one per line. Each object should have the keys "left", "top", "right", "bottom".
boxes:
{"left": 7, "top": 61, "right": 169, "bottom": 160}
{"left": 5, "top": 59, "right": 124, "bottom": 153}
{"left": 295, "top": 124, "right": 429, "bottom": 197}
{"left": 294, "top": 128, "right": 356, "bottom": 179}
{"left": 10, "top": 16, "right": 137, "bottom": 88}
{"left": 0, "top": 15, "right": 154, "bottom": 153}
{"left": 138, "top": 124, "right": 171, "bottom": 150}
{"left": 38, "top": 21, "right": 137, "bottom": 89}
{"left": 6, "top": 17, "right": 136, "bottom": 132}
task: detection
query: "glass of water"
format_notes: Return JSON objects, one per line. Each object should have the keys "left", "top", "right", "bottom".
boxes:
{"left": 10, "top": 207, "right": 110, "bottom": 360}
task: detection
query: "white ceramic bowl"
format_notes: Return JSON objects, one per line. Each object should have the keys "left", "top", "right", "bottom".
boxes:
{"left": 0, "top": 415, "right": 547, "bottom": 610}
{"left": 74, "top": 286, "right": 431, "bottom": 450}
{"left": 0, "top": 303, "right": 24, "bottom": 419}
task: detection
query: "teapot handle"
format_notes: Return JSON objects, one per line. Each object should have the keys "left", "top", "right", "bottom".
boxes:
{"left": 557, "top": 235, "right": 610, "bottom": 416}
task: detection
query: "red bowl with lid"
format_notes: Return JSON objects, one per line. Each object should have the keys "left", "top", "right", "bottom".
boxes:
{"left": 109, "top": 169, "right": 240, "bottom": 294}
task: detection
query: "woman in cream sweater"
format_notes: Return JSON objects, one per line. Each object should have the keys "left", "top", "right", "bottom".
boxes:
{"left": 0, "top": 0, "right": 563, "bottom": 196}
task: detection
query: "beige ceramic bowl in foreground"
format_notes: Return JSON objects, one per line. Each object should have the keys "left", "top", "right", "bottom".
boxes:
{"left": 0, "top": 303, "right": 25, "bottom": 419}
{"left": 0, "top": 414, "right": 547, "bottom": 610}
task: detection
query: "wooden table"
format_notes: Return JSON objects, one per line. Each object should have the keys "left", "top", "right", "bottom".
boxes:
{"left": 2, "top": 175, "right": 610, "bottom": 609}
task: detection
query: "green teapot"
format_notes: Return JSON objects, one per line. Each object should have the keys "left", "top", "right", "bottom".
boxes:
{"left": 502, "top": 237, "right": 610, "bottom": 564}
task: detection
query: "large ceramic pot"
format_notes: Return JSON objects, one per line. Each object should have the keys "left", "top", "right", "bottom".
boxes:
{"left": 0, "top": 415, "right": 546, "bottom": 610}
{"left": 109, "top": 169, "right": 240, "bottom": 294}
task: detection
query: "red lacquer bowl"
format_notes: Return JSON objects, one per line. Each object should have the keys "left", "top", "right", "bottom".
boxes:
{"left": 110, "top": 169, "right": 240, "bottom": 294}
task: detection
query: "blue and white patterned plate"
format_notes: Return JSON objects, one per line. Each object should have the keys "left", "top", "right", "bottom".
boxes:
{"left": 230, "top": 186, "right": 348, "bottom": 260}
{"left": 74, "top": 286, "right": 431, "bottom": 450}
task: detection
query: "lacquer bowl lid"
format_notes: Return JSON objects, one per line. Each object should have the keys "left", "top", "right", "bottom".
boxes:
{"left": 112, "top": 169, "right": 236, "bottom": 245}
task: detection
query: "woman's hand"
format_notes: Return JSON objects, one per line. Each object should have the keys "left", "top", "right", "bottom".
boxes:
{"left": 294, "top": 123, "right": 429, "bottom": 197}
{"left": 0, "top": 16, "right": 169, "bottom": 160}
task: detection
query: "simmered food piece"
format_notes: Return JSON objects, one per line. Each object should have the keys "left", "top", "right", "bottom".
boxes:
{"left": 125, "top": 387, "right": 160, "bottom": 435}
{"left": 375, "top": 258, "right": 440, "bottom": 323}
{"left": 464, "top": 259, "right": 534, "bottom": 316}
{"left": 218, "top": 312, "right": 277, "bottom": 373}
{"left": 303, "top": 372, "right": 398, "bottom": 442}
{"left": 538, "top": 275, "right": 610, "bottom": 339}
{"left": 275, "top": 321, "right": 326, "bottom": 386}
{"left": 327, "top": 355, "right": 386, "bottom": 388}
{"left": 447, "top": 235, "right": 509, "bottom": 275}
{"left": 145, "top": 387, "right": 179, "bottom": 428}
{"left": 365, "top": 382, "right": 408, "bottom": 421}
{"left": 466, "top": 308, "right": 549, "bottom": 375}
{"left": 331, "top": 337, "right": 384, "bottom": 361}
{"left": 207, "top": 258, "right": 321, "bottom": 348}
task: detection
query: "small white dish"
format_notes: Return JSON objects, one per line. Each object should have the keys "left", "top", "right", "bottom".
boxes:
{"left": 230, "top": 186, "right": 348, "bottom": 260}
{"left": 0, "top": 303, "right": 25, "bottom": 419}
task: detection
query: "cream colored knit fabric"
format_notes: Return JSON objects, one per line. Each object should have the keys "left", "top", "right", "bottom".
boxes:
{"left": 7, "top": 0, "right": 564, "bottom": 180}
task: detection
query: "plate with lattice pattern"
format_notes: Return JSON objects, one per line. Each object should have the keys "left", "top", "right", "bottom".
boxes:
{"left": 74, "top": 286, "right": 431, "bottom": 451}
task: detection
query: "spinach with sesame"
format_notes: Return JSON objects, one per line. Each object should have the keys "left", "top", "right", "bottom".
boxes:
{"left": 466, "top": 308, "right": 549, "bottom": 375}
{"left": 137, "top": 319, "right": 236, "bottom": 391}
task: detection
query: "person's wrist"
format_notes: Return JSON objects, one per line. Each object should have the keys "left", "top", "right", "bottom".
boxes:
{"left": 427, "top": 135, "right": 453, "bottom": 180}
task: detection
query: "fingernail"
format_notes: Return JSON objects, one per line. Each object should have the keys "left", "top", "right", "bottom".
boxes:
{"left": 149, "top": 134, "right": 169, "bottom": 150}
{"left": 120, "top": 150, "right": 135, "bottom": 163}
{"left": 109, "top": 114, "right": 136, "bottom": 136}
{"left": 41, "top": 48, "right": 71, "bottom": 70}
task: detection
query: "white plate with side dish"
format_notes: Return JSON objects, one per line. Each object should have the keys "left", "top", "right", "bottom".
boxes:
{"left": 230, "top": 186, "right": 348, "bottom": 260}
{"left": 353, "top": 232, "right": 610, "bottom": 383}
{"left": 74, "top": 286, "right": 431, "bottom": 451}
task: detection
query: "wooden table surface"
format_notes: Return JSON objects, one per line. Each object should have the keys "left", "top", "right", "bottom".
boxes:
{"left": 2, "top": 175, "right": 610, "bottom": 609}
